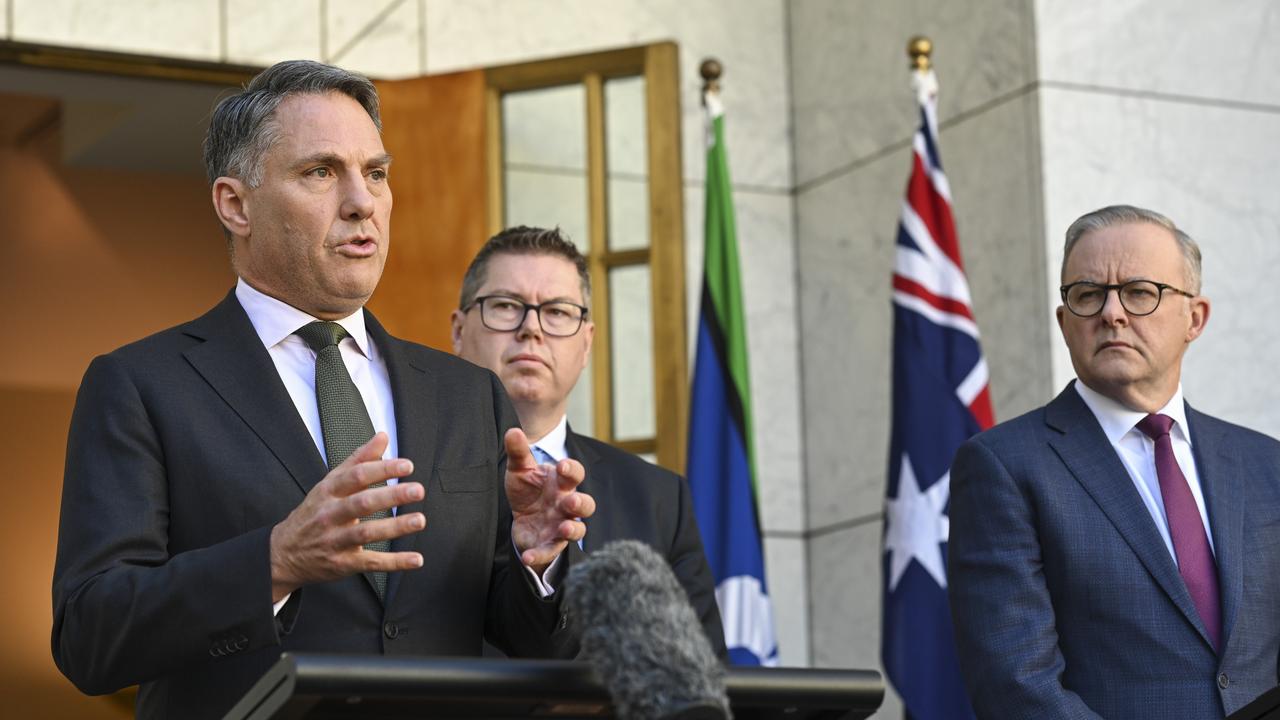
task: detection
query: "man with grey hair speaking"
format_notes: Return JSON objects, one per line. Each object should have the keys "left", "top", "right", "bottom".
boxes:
{"left": 947, "top": 204, "right": 1280, "bottom": 718}
{"left": 51, "top": 60, "right": 594, "bottom": 720}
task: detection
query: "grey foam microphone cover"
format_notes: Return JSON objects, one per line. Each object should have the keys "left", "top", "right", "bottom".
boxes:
{"left": 564, "top": 540, "right": 731, "bottom": 720}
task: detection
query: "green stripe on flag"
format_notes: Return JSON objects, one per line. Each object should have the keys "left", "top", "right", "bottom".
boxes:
{"left": 703, "top": 112, "right": 759, "bottom": 498}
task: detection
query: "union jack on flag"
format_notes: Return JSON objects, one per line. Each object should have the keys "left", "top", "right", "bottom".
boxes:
{"left": 881, "top": 67, "right": 993, "bottom": 719}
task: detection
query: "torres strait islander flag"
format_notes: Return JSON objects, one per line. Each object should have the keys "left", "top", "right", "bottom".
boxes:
{"left": 687, "top": 86, "right": 778, "bottom": 667}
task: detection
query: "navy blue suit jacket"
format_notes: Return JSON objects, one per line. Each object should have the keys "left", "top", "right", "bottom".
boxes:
{"left": 949, "top": 382, "right": 1280, "bottom": 719}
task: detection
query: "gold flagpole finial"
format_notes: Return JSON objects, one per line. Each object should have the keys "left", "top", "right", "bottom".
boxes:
{"left": 907, "top": 36, "right": 933, "bottom": 72}
{"left": 700, "top": 58, "right": 723, "bottom": 95}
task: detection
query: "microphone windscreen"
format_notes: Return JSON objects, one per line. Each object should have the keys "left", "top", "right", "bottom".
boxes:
{"left": 565, "top": 540, "right": 730, "bottom": 720}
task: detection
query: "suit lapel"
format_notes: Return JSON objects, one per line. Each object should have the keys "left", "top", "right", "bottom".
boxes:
{"left": 1046, "top": 384, "right": 1214, "bottom": 650}
{"left": 1187, "top": 404, "right": 1245, "bottom": 652}
{"left": 565, "top": 428, "right": 603, "bottom": 552}
{"left": 370, "top": 314, "right": 438, "bottom": 605}
{"left": 182, "top": 291, "right": 327, "bottom": 496}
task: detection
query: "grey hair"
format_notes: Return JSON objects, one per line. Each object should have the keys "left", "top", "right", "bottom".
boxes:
{"left": 459, "top": 226, "right": 591, "bottom": 310}
{"left": 203, "top": 59, "right": 381, "bottom": 188}
{"left": 1063, "top": 204, "right": 1203, "bottom": 294}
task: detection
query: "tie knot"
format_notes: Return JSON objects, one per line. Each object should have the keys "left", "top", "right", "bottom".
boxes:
{"left": 1136, "top": 413, "right": 1175, "bottom": 441}
{"left": 295, "top": 321, "right": 350, "bottom": 352}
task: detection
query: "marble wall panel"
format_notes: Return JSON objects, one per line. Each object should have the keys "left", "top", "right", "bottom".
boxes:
{"left": 788, "top": 0, "right": 1037, "bottom": 187}
{"left": 937, "top": 91, "right": 1054, "bottom": 420}
{"left": 761, "top": 534, "right": 810, "bottom": 667}
{"left": 1035, "top": 0, "right": 1280, "bottom": 108}
{"left": 328, "top": 0, "right": 421, "bottom": 78}
{"left": 1039, "top": 87, "right": 1280, "bottom": 438}
{"left": 224, "top": 0, "right": 321, "bottom": 67}
{"left": 684, "top": 184, "right": 804, "bottom": 535}
{"left": 12, "top": 0, "right": 219, "bottom": 61}
{"left": 809, "top": 521, "right": 902, "bottom": 718}
{"left": 795, "top": 155, "right": 900, "bottom": 533}
{"left": 423, "top": 0, "right": 792, "bottom": 191}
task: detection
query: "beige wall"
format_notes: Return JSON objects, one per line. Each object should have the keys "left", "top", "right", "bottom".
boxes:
{"left": 0, "top": 141, "right": 230, "bottom": 717}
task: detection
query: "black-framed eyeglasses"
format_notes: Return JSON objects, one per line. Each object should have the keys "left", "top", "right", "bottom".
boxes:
{"left": 1060, "top": 280, "right": 1195, "bottom": 318}
{"left": 467, "top": 295, "right": 589, "bottom": 337}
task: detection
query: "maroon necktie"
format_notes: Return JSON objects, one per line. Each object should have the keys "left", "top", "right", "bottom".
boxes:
{"left": 1136, "top": 413, "right": 1221, "bottom": 651}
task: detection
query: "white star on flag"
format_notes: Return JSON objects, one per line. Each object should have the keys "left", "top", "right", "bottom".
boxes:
{"left": 884, "top": 453, "right": 951, "bottom": 592}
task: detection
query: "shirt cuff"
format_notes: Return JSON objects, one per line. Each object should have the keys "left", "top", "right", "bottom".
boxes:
{"left": 522, "top": 552, "right": 562, "bottom": 597}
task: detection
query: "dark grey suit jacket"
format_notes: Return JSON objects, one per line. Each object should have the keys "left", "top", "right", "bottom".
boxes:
{"left": 949, "top": 382, "right": 1280, "bottom": 719}
{"left": 562, "top": 429, "right": 727, "bottom": 659}
{"left": 51, "top": 292, "right": 566, "bottom": 719}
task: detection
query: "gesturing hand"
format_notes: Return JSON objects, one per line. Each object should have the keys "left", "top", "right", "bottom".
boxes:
{"left": 269, "top": 433, "right": 425, "bottom": 601}
{"left": 504, "top": 428, "right": 596, "bottom": 573}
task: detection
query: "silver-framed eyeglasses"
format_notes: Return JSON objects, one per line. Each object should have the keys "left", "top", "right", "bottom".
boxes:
{"left": 468, "top": 295, "right": 589, "bottom": 337}
{"left": 1059, "top": 279, "right": 1195, "bottom": 318}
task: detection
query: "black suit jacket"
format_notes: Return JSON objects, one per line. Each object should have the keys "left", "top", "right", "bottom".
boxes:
{"left": 561, "top": 428, "right": 727, "bottom": 658}
{"left": 51, "top": 292, "right": 565, "bottom": 719}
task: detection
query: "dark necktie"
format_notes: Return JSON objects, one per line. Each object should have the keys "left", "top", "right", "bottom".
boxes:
{"left": 1136, "top": 413, "right": 1220, "bottom": 651}
{"left": 295, "top": 321, "right": 388, "bottom": 600}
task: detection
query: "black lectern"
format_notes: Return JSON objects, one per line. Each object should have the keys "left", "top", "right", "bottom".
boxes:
{"left": 223, "top": 653, "right": 883, "bottom": 720}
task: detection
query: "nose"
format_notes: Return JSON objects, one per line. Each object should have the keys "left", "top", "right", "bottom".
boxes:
{"left": 339, "top": 172, "right": 376, "bottom": 221}
{"left": 1098, "top": 288, "right": 1129, "bottom": 326}
{"left": 515, "top": 305, "right": 543, "bottom": 340}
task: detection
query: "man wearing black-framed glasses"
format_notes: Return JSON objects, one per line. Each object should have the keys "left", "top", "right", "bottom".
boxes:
{"left": 451, "top": 226, "right": 726, "bottom": 660}
{"left": 948, "top": 205, "right": 1280, "bottom": 719}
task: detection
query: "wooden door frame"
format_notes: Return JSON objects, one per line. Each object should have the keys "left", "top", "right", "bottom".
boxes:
{"left": 484, "top": 42, "right": 688, "bottom": 473}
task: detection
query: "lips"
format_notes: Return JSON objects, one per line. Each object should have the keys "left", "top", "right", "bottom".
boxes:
{"left": 507, "top": 353, "right": 548, "bottom": 368}
{"left": 1097, "top": 340, "right": 1134, "bottom": 353}
{"left": 334, "top": 236, "right": 378, "bottom": 258}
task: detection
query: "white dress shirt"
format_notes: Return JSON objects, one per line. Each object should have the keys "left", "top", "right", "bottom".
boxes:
{"left": 1074, "top": 381, "right": 1215, "bottom": 563}
{"left": 236, "top": 279, "right": 398, "bottom": 613}
{"left": 530, "top": 415, "right": 569, "bottom": 462}
{"left": 237, "top": 279, "right": 555, "bottom": 606}
{"left": 235, "top": 279, "right": 398, "bottom": 465}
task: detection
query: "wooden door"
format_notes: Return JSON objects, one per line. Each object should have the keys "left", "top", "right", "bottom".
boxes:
{"left": 369, "top": 70, "right": 489, "bottom": 351}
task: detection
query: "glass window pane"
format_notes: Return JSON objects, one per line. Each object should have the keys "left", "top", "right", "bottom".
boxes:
{"left": 565, "top": 352, "right": 594, "bottom": 437}
{"left": 605, "top": 76, "right": 648, "bottom": 251}
{"left": 609, "top": 265, "right": 655, "bottom": 441}
{"left": 502, "top": 86, "right": 588, "bottom": 251}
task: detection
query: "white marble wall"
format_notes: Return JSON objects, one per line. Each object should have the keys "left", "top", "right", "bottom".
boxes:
{"left": 1036, "top": 0, "right": 1280, "bottom": 439}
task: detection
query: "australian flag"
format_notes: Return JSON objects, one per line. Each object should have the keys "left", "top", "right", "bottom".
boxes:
{"left": 882, "top": 67, "right": 994, "bottom": 719}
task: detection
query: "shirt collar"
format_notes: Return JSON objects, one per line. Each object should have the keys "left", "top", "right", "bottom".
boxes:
{"left": 235, "top": 278, "right": 371, "bottom": 357}
{"left": 1074, "top": 380, "right": 1191, "bottom": 446}
{"left": 530, "top": 415, "right": 569, "bottom": 462}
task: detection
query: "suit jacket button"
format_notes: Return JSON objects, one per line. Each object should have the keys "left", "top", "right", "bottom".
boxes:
{"left": 1218, "top": 673, "right": 1229, "bottom": 689}
{"left": 383, "top": 622, "right": 399, "bottom": 639}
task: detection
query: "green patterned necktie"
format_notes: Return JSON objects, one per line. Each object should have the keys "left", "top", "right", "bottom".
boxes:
{"left": 295, "top": 321, "right": 388, "bottom": 600}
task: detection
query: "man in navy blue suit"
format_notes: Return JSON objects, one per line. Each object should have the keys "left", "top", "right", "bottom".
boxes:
{"left": 948, "top": 205, "right": 1280, "bottom": 719}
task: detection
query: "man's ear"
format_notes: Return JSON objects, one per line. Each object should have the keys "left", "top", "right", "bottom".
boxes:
{"left": 1186, "top": 295, "right": 1211, "bottom": 343}
{"left": 211, "top": 177, "right": 251, "bottom": 239}
{"left": 579, "top": 321, "right": 594, "bottom": 370}
{"left": 450, "top": 309, "right": 466, "bottom": 355}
